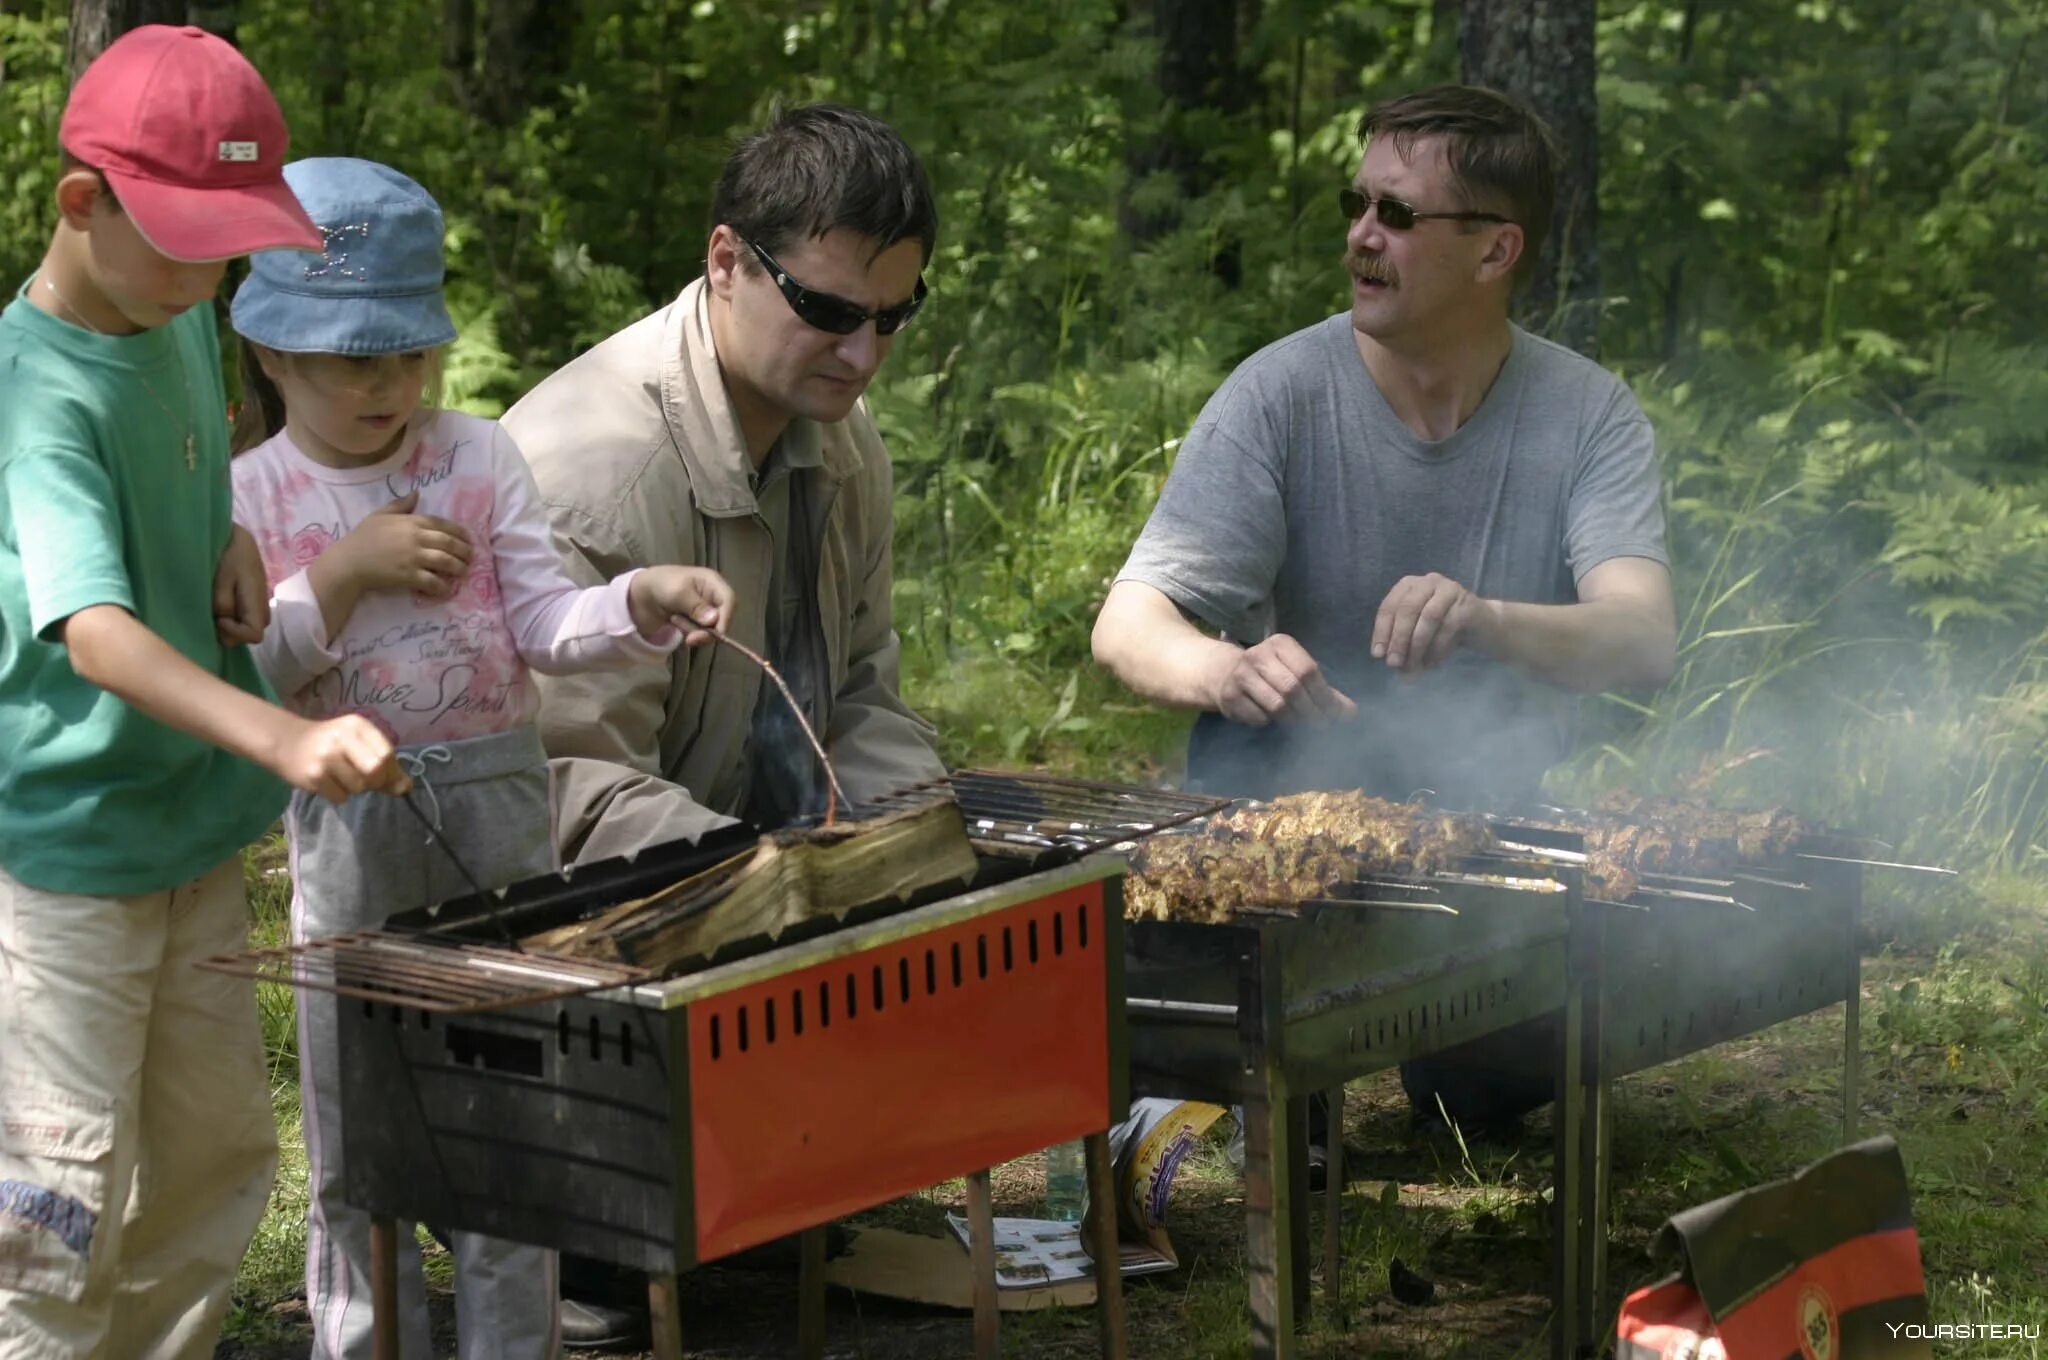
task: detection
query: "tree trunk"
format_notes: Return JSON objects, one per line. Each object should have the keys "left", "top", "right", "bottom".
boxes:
{"left": 1459, "top": 0, "right": 1599, "bottom": 354}
{"left": 451, "top": 0, "right": 579, "bottom": 358}
{"left": 309, "top": 0, "right": 350, "bottom": 150}
{"left": 186, "top": 0, "right": 233, "bottom": 44}
{"left": 1120, "top": 0, "right": 1246, "bottom": 283}
{"left": 1659, "top": 0, "right": 1700, "bottom": 362}
{"left": 1430, "top": 0, "right": 1460, "bottom": 70}
{"left": 480, "top": 0, "right": 575, "bottom": 129}
{"left": 442, "top": 0, "right": 476, "bottom": 107}
{"left": 68, "top": 0, "right": 188, "bottom": 81}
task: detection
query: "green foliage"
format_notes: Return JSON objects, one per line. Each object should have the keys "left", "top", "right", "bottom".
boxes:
{"left": 0, "top": 0, "right": 2038, "bottom": 834}
{"left": 0, "top": 3, "right": 67, "bottom": 290}
{"left": 1557, "top": 337, "right": 2048, "bottom": 863}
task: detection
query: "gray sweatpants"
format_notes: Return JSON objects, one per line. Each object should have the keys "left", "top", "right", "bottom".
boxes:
{"left": 288, "top": 727, "right": 561, "bottom": 1360}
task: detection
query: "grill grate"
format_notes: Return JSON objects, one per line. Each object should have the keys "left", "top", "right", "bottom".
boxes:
{"left": 861, "top": 768, "right": 1229, "bottom": 860}
{"left": 203, "top": 771, "right": 1220, "bottom": 1012}
{"left": 199, "top": 931, "right": 651, "bottom": 1014}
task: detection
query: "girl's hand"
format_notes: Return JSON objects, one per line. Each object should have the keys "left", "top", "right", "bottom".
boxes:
{"left": 628, "top": 565, "right": 737, "bottom": 646}
{"left": 214, "top": 524, "right": 271, "bottom": 646}
{"left": 329, "top": 490, "right": 474, "bottom": 597}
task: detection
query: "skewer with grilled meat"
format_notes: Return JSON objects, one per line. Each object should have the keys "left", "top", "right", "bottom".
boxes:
{"left": 1126, "top": 790, "right": 1495, "bottom": 922}
{"left": 1528, "top": 793, "right": 1827, "bottom": 901}
{"left": 1592, "top": 792, "right": 1818, "bottom": 861}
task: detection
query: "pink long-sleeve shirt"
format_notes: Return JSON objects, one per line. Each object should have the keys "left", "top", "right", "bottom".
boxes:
{"left": 232, "top": 409, "right": 677, "bottom": 745}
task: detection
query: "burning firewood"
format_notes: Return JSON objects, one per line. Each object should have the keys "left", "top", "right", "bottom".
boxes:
{"left": 528, "top": 799, "right": 978, "bottom": 971}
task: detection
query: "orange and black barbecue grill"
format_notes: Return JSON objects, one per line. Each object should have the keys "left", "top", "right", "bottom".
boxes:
{"left": 207, "top": 773, "right": 1227, "bottom": 1360}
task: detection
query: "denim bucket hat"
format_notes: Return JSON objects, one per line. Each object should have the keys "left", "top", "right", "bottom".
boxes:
{"left": 230, "top": 157, "right": 457, "bottom": 355}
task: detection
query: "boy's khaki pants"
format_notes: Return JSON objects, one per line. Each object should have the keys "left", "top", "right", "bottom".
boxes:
{"left": 0, "top": 858, "right": 278, "bottom": 1360}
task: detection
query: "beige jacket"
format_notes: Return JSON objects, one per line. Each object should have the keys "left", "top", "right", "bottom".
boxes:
{"left": 502, "top": 278, "right": 944, "bottom": 863}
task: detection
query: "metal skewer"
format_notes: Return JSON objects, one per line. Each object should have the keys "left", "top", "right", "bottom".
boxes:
{"left": 1795, "top": 852, "right": 1957, "bottom": 876}
{"left": 1300, "top": 897, "right": 1462, "bottom": 916}
{"left": 1631, "top": 885, "right": 1757, "bottom": 911}
{"left": 401, "top": 790, "right": 524, "bottom": 953}
{"left": 1732, "top": 870, "right": 1810, "bottom": 891}
{"left": 1641, "top": 871, "right": 1735, "bottom": 889}
{"left": 709, "top": 631, "right": 850, "bottom": 825}
{"left": 1495, "top": 840, "right": 1587, "bottom": 864}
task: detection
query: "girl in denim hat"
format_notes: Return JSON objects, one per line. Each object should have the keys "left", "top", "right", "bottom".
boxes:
{"left": 227, "top": 157, "right": 736, "bottom": 1360}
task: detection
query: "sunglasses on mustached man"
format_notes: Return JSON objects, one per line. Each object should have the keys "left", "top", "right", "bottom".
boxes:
{"left": 1338, "top": 186, "right": 1513, "bottom": 231}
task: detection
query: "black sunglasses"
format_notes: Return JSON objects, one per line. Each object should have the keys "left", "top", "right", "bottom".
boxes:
{"left": 1338, "top": 187, "right": 1512, "bottom": 231}
{"left": 742, "top": 237, "right": 928, "bottom": 336}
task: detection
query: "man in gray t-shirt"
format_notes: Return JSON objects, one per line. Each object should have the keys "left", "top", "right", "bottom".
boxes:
{"left": 1094, "top": 85, "right": 1676, "bottom": 1132}
{"left": 1118, "top": 308, "right": 1664, "bottom": 805}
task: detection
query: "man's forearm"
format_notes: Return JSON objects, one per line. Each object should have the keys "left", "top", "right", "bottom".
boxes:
{"left": 1108, "top": 633, "right": 1240, "bottom": 711}
{"left": 62, "top": 604, "right": 298, "bottom": 769}
{"left": 1091, "top": 583, "right": 1240, "bottom": 712}
{"left": 1469, "top": 597, "right": 1677, "bottom": 693}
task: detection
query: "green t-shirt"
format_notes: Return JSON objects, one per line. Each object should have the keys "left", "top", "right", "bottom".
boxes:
{"left": 0, "top": 285, "right": 285, "bottom": 895}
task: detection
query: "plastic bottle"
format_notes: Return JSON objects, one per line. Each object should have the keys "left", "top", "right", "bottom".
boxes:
{"left": 1043, "top": 1139, "right": 1086, "bottom": 1223}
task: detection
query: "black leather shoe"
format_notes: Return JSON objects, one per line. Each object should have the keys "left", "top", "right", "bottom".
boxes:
{"left": 560, "top": 1296, "right": 649, "bottom": 1350}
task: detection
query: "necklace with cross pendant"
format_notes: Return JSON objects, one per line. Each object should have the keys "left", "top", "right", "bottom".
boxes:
{"left": 38, "top": 273, "right": 201, "bottom": 471}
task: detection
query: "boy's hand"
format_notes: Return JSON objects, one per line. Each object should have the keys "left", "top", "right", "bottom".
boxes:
{"left": 328, "top": 491, "right": 473, "bottom": 598}
{"left": 214, "top": 525, "right": 271, "bottom": 646}
{"left": 272, "top": 713, "right": 412, "bottom": 804}
{"left": 628, "top": 565, "right": 737, "bottom": 646}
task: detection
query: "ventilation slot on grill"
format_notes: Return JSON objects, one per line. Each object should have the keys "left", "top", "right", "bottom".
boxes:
{"left": 704, "top": 903, "right": 1097, "bottom": 1062}
{"left": 446, "top": 1024, "right": 543, "bottom": 1077}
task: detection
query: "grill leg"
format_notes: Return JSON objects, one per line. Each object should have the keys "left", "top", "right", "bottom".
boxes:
{"left": 1243, "top": 1073, "right": 1297, "bottom": 1359}
{"left": 968, "top": 1167, "right": 1001, "bottom": 1359}
{"left": 1843, "top": 894, "right": 1863, "bottom": 1143}
{"left": 1084, "top": 1129, "right": 1128, "bottom": 1359}
{"left": 799, "top": 1224, "right": 829, "bottom": 1359}
{"left": 1327, "top": 1089, "right": 1343, "bottom": 1335}
{"left": 1553, "top": 970, "right": 1586, "bottom": 1360}
{"left": 649, "top": 1273, "right": 683, "bottom": 1360}
{"left": 368, "top": 1216, "right": 399, "bottom": 1360}
{"left": 1588, "top": 1077, "right": 1612, "bottom": 1342}
{"left": 1287, "top": 1095, "right": 1311, "bottom": 1326}
{"left": 1322, "top": 1085, "right": 1346, "bottom": 1330}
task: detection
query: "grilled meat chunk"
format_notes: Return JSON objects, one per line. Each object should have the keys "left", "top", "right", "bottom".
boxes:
{"left": 1126, "top": 790, "right": 1495, "bottom": 922}
{"left": 1581, "top": 855, "right": 1639, "bottom": 903}
{"left": 1538, "top": 793, "right": 1824, "bottom": 900}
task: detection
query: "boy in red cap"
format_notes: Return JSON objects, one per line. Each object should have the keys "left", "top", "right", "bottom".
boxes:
{"left": 0, "top": 26, "right": 410, "bottom": 1357}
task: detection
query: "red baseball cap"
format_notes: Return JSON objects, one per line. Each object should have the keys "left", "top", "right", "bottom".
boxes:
{"left": 59, "top": 25, "right": 323, "bottom": 263}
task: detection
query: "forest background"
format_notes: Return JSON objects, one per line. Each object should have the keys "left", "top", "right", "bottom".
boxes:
{"left": 5, "top": 0, "right": 2046, "bottom": 847}
{"left": 2, "top": 0, "right": 2045, "bottom": 1348}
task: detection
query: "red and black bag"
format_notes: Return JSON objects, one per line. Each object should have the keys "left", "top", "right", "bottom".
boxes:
{"left": 1617, "top": 1135, "right": 1932, "bottom": 1359}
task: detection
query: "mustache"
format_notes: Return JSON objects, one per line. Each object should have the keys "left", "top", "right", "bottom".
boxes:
{"left": 1347, "top": 251, "right": 1396, "bottom": 286}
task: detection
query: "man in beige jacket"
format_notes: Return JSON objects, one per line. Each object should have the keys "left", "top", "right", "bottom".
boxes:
{"left": 501, "top": 103, "right": 946, "bottom": 1346}
{"left": 506, "top": 103, "right": 944, "bottom": 863}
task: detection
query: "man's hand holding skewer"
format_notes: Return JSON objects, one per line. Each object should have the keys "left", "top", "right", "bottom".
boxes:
{"left": 1211, "top": 633, "right": 1358, "bottom": 726}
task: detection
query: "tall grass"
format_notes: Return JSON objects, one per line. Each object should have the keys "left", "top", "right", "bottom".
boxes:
{"left": 1544, "top": 356, "right": 2048, "bottom": 867}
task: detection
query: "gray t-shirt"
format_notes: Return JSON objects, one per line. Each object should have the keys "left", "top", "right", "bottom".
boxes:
{"left": 1117, "top": 315, "right": 1666, "bottom": 805}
